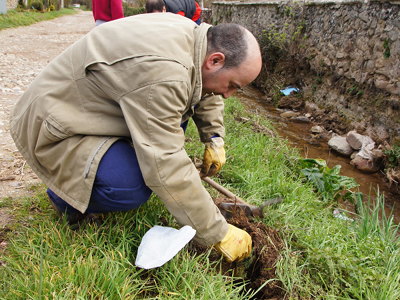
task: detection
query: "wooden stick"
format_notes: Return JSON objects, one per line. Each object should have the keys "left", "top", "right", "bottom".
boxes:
{"left": 195, "top": 162, "right": 252, "bottom": 205}
{"left": 201, "top": 176, "right": 247, "bottom": 204}
{"left": 0, "top": 175, "right": 16, "bottom": 181}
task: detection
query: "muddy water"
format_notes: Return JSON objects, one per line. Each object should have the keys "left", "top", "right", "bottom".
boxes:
{"left": 237, "top": 87, "right": 400, "bottom": 223}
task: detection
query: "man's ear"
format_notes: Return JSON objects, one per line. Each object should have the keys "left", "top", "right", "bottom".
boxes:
{"left": 204, "top": 52, "right": 225, "bottom": 71}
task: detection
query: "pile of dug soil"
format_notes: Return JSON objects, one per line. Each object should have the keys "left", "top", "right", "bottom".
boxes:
{"left": 214, "top": 197, "right": 285, "bottom": 299}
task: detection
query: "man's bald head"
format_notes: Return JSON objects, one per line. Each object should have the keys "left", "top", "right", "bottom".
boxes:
{"left": 206, "top": 24, "right": 261, "bottom": 69}
{"left": 202, "top": 24, "right": 262, "bottom": 98}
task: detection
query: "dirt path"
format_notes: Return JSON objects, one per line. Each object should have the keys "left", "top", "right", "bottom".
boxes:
{"left": 0, "top": 11, "right": 94, "bottom": 200}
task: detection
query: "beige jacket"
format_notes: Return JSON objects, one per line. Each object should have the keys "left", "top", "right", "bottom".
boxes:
{"left": 10, "top": 13, "right": 228, "bottom": 245}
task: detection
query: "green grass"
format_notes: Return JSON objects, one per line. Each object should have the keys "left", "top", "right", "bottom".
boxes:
{"left": 0, "top": 190, "right": 249, "bottom": 299}
{"left": 1, "top": 97, "right": 399, "bottom": 299}
{"left": 0, "top": 8, "right": 78, "bottom": 30}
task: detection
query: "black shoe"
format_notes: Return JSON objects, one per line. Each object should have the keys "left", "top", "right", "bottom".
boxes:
{"left": 48, "top": 196, "right": 103, "bottom": 229}
{"left": 48, "top": 196, "right": 86, "bottom": 228}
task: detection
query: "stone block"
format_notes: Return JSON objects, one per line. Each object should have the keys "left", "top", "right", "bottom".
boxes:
{"left": 336, "top": 52, "right": 348, "bottom": 59}
{"left": 328, "top": 135, "right": 354, "bottom": 157}
{"left": 346, "top": 131, "right": 374, "bottom": 150}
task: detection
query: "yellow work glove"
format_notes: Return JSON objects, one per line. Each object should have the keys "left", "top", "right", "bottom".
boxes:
{"left": 214, "top": 224, "right": 252, "bottom": 262}
{"left": 201, "top": 136, "right": 226, "bottom": 177}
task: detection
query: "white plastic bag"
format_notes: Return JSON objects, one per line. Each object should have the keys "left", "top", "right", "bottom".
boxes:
{"left": 135, "top": 225, "right": 196, "bottom": 269}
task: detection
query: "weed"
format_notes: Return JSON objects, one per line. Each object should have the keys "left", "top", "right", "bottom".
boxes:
{"left": 315, "top": 73, "right": 323, "bottom": 85}
{"left": 299, "top": 158, "right": 361, "bottom": 203}
{"left": 347, "top": 85, "right": 364, "bottom": 97}
{"left": 384, "top": 145, "right": 400, "bottom": 168}
{"left": 258, "top": 3, "right": 306, "bottom": 75}
{"left": 311, "top": 72, "right": 324, "bottom": 93}
{"left": 258, "top": 26, "right": 288, "bottom": 73}
{"left": 292, "top": 21, "right": 305, "bottom": 41}
{"left": 383, "top": 39, "right": 391, "bottom": 59}
{"left": 283, "top": 6, "right": 294, "bottom": 17}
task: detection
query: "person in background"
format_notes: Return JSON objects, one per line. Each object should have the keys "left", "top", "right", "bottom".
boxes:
{"left": 145, "top": 0, "right": 166, "bottom": 13}
{"left": 92, "top": 0, "right": 124, "bottom": 26}
{"left": 145, "top": 0, "right": 202, "bottom": 25}
{"left": 10, "top": 13, "right": 262, "bottom": 262}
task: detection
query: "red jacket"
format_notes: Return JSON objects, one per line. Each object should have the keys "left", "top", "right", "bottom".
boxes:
{"left": 165, "top": 0, "right": 201, "bottom": 23}
{"left": 191, "top": 2, "right": 201, "bottom": 23}
{"left": 92, "top": 0, "right": 124, "bottom": 22}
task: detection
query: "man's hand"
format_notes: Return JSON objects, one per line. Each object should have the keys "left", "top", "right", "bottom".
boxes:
{"left": 201, "top": 137, "right": 226, "bottom": 177}
{"left": 214, "top": 224, "right": 252, "bottom": 262}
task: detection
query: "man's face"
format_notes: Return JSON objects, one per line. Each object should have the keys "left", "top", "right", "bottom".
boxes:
{"left": 201, "top": 52, "right": 262, "bottom": 99}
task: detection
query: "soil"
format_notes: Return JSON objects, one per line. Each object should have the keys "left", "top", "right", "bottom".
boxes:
{"left": 214, "top": 197, "right": 285, "bottom": 300}
{"left": 188, "top": 197, "right": 285, "bottom": 299}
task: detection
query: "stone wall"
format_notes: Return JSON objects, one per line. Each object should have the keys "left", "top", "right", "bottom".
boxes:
{"left": 206, "top": 0, "right": 400, "bottom": 141}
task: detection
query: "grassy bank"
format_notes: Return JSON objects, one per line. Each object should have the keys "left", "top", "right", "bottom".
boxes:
{"left": 1, "top": 97, "right": 399, "bottom": 299}
{"left": 0, "top": 8, "right": 78, "bottom": 30}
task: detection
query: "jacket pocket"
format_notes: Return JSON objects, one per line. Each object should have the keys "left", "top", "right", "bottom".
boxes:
{"left": 43, "top": 116, "right": 71, "bottom": 141}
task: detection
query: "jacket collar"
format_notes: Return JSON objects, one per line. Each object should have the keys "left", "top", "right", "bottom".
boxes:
{"left": 192, "top": 23, "right": 212, "bottom": 103}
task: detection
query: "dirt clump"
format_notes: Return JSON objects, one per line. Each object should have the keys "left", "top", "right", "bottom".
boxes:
{"left": 215, "top": 197, "right": 285, "bottom": 299}
{"left": 277, "top": 95, "right": 304, "bottom": 110}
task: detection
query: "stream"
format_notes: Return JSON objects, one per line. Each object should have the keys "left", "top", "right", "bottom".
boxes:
{"left": 237, "top": 87, "right": 400, "bottom": 223}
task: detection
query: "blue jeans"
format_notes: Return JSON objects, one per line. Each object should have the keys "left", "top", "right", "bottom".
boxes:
{"left": 47, "top": 139, "right": 152, "bottom": 214}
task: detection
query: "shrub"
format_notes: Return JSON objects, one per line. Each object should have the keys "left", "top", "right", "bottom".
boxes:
{"left": 17, "top": 0, "right": 26, "bottom": 9}
{"left": 48, "top": 0, "right": 58, "bottom": 10}
{"left": 384, "top": 145, "right": 400, "bottom": 168}
{"left": 123, "top": 2, "right": 145, "bottom": 17}
{"left": 30, "top": 0, "right": 44, "bottom": 11}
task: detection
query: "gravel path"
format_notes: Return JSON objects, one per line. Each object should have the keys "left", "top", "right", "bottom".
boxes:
{"left": 0, "top": 11, "right": 94, "bottom": 199}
